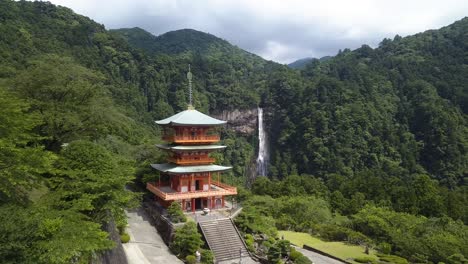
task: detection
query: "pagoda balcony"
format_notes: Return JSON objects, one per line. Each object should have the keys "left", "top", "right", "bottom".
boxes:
{"left": 146, "top": 182, "right": 237, "bottom": 201}
{"left": 162, "top": 135, "right": 220, "bottom": 144}
{"left": 168, "top": 157, "right": 216, "bottom": 165}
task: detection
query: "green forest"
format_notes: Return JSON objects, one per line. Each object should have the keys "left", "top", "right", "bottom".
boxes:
{"left": 0, "top": 0, "right": 466, "bottom": 263}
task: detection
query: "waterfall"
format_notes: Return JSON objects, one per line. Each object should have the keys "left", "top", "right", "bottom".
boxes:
{"left": 256, "top": 107, "right": 268, "bottom": 176}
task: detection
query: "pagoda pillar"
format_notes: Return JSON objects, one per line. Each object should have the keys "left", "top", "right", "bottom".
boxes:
{"left": 182, "top": 199, "right": 185, "bottom": 211}
{"left": 208, "top": 172, "right": 211, "bottom": 190}
{"left": 222, "top": 196, "right": 225, "bottom": 208}
{"left": 191, "top": 174, "right": 194, "bottom": 191}
{"left": 191, "top": 198, "right": 195, "bottom": 212}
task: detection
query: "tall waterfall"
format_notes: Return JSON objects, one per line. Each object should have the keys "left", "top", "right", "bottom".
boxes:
{"left": 256, "top": 108, "right": 269, "bottom": 176}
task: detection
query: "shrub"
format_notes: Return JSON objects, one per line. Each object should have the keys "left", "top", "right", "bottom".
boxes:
{"left": 185, "top": 255, "right": 196, "bottom": 264}
{"left": 354, "top": 256, "right": 378, "bottom": 264}
{"left": 200, "top": 249, "right": 214, "bottom": 264}
{"left": 378, "top": 242, "right": 392, "bottom": 254}
{"left": 446, "top": 254, "right": 467, "bottom": 264}
{"left": 316, "top": 224, "right": 348, "bottom": 241}
{"left": 347, "top": 231, "right": 371, "bottom": 245}
{"left": 245, "top": 234, "right": 255, "bottom": 252}
{"left": 295, "top": 255, "right": 313, "bottom": 264}
{"left": 289, "top": 247, "right": 304, "bottom": 261}
{"left": 170, "top": 222, "right": 203, "bottom": 258}
{"left": 377, "top": 254, "right": 408, "bottom": 264}
{"left": 120, "top": 233, "right": 130, "bottom": 243}
{"left": 267, "top": 244, "right": 281, "bottom": 263}
{"left": 277, "top": 239, "right": 291, "bottom": 256}
{"left": 167, "top": 202, "right": 187, "bottom": 223}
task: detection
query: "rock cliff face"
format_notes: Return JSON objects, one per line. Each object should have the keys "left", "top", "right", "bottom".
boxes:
{"left": 213, "top": 108, "right": 258, "bottom": 135}
{"left": 95, "top": 217, "right": 128, "bottom": 264}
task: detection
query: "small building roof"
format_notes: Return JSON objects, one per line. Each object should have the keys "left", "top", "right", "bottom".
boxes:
{"left": 151, "top": 163, "right": 232, "bottom": 174}
{"left": 155, "top": 109, "right": 226, "bottom": 126}
{"left": 156, "top": 144, "right": 226, "bottom": 151}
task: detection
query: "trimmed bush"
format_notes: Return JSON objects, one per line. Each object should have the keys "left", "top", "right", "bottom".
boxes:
{"left": 377, "top": 254, "right": 408, "bottom": 264}
{"left": 120, "top": 233, "right": 130, "bottom": 243}
{"left": 185, "top": 255, "right": 196, "bottom": 264}
{"left": 295, "top": 255, "right": 313, "bottom": 264}
{"left": 354, "top": 256, "right": 378, "bottom": 264}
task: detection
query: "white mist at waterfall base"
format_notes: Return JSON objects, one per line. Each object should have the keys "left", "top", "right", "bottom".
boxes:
{"left": 256, "top": 107, "right": 269, "bottom": 176}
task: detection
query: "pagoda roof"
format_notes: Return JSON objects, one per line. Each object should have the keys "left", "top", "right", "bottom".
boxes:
{"left": 151, "top": 163, "right": 232, "bottom": 174}
{"left": 156, "top": 144, "right": 226, "bottom": 151}
{"left": 155, "top": 109, "right": 226, "bottom": 126}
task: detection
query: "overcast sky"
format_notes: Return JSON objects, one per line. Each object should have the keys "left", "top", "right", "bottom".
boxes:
{"left": 50, "top": 0, "right": 468, "bottom": 64}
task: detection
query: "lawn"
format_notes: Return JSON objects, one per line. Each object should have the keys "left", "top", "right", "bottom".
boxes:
{"left": 278, "top": 230, "right": 379, "bottom": 264}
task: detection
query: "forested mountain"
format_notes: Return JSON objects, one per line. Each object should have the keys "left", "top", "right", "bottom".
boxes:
{"left": 0, "top": 0, "right": 467, "bottom": 262}
{"left": 267, "top": 18, "right": 468, "bottom": 187}
{"left": 288, "top": 57, "right": 314, "bottom": 69}
{"left": 288, "top": 56, "right": 332, "bottom": 69}
{"left": 112, "top": 27, "right": 236, "bottom": 56}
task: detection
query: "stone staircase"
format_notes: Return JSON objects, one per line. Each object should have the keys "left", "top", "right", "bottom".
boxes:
{"left": 199, "top": 218, "right": 251, "bottom": 263}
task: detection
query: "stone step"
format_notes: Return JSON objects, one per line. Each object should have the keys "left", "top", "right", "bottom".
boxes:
{"left": 198, "top": 219, "right": 249, "bottom": 263}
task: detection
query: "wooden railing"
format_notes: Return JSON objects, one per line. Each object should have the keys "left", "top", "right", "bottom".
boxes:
{"left": 147, "top": 182, "right": 237, "bottom": 201}
{"left": 168, "top": 157, "right": 216, "bottom": 165}
{"left": 211, "top": 181, "right": 237, "bottom": 192}
{"left": 162, "top": 135, "right": 220, "bottom": 143}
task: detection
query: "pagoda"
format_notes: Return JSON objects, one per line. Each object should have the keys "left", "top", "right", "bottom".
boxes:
{"left": 147, "top": 67, "right": 236, "bottom": 213}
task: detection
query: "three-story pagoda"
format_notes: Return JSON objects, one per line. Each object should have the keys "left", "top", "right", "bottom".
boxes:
{"left": 147, "top": 68, "right": 236, "bottom": 213}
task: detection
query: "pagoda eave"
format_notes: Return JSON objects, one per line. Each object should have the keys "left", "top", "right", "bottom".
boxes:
{"left": 155, "top": 109, "right": 227, "bottom": 126}
{"left": 156, "top": 144, "right": 227, "bottom": 151}
{"left": 151, "top": 163, "right": 232, "bottom": 174}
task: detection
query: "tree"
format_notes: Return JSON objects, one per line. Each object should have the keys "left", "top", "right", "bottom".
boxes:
{"left": 49, "top": 140, "right": 138, "bottom": 223}
{"left": 167, "top": 201, "right": 187, "bottom": 223}
{"left": 170, "top": 221, "right": 203, "bottom": 258}
{"left": 267, "top": 243, "right": 281, "bottom": 264}
{"left": 0, "top": 86, "right": 54, "bottom": 204}
{"left": 11, "top": 55, "right": 109, "bottom": 150}
{"left": 0, "top": 204, "right": 113, "bottom": 264}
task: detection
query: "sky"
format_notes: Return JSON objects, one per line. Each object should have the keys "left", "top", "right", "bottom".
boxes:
{"left": 49, "top": 0, "right": 468, "bottom": 64}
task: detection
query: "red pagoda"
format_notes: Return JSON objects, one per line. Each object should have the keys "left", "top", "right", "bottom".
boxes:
{"left": 147, "top": 68, "right": 236, "bottom": 213}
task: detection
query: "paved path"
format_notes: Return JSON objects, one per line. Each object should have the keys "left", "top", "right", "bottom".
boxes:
{"left": 294, "top": 246, "right": 345, "bottom": 264}
{"left": 123, "top": 208, "right": 183, "bottom": 264}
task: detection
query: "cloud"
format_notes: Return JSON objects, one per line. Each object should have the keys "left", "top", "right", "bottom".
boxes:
{"left": 50, "top": 0, "right": 468, "bottom": 63}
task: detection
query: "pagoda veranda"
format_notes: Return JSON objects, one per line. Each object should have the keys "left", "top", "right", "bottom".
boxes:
{"left": 146, "top": 69, "right": 237, "bottom": 214}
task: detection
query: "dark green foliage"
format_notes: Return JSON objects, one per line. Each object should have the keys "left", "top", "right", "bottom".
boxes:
{"left": 170, "top": 222, "right": 203, "bottom": 258}
{"left": 167, "top": 202, "right": 187, "bottom": 223}
{"left": 378, "top": 242, "right": 392, "bottom": 255}
{"left": 200, "top": 249, "right": 214, "bottom": 264}
{"left": 353, "top": 206, "right": 468, "bottom": 262}
{"left": 0, "top": 204, "right": 113, "bottom": 264}
{"left": 447, "top": 254, "right": 468, "bottom": 264}
{"left": 185, "top": 255, "right": 197, "bottom": 264}
{"left": 295, "top": 255, "right": 313, "bottom": 264}
{"left": 289, "top": 247, "right": 303, "bottom": 261}
{"left": 376, "top": 254, "right": 408, "bottom": 264}
{"left": 0, "top": 86, "right": 55, "bottom": 204}
{"left": 354, "top": 256, "right": 378, "bottom": 264}
{"left": 0, "top": 0, "right": 467, "bottom": 262}
{"left": 267, "top": 243, "right": 281, "bottom": 263}
{"left": 315, "top": 224, "right": 370, "bottom": 245}
{"left": 265, "top": 19, "right": 468, "bottom": 223}
{"left": 276, "top": 239, "right": 291, "bottom": 257}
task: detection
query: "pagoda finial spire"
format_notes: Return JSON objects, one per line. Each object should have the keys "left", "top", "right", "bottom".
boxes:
{"left": 187, "top": 64, "right": 194, "bottom": 110}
